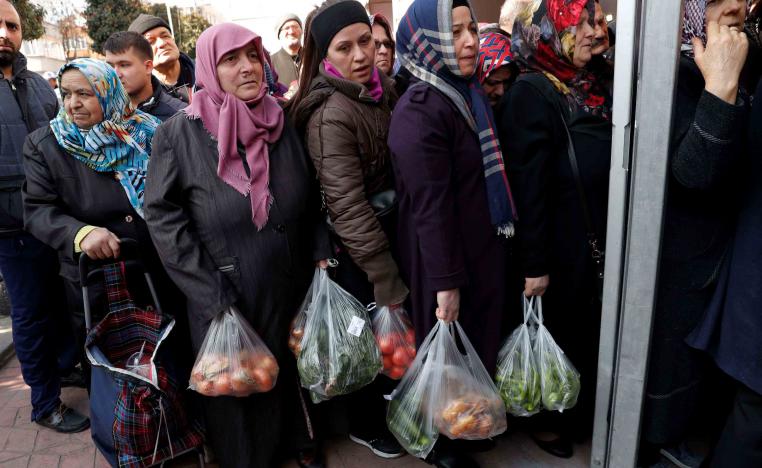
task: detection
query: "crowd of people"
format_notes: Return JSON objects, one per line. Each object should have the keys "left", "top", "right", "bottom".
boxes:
{"left": 0, "top": 0, "right": 759, "bottom": 467}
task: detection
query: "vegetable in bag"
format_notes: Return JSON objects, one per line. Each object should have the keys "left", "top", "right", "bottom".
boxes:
{"left": 532, "top": 296, "right": 581, "bottom": 412}
{"left": 189, "top": 306, "right": 279, "bottom": 397}
{"left": 296, "top": 268, "right": 382, "bottom": 403}
{"left": 494, "top": 296, "right": 542, "bottom": 416}
{"left": 372, "top": 305, "right": 417, "bottom": 380}
{"left": 386, "top": 320, "right": 507, "bottom": 459}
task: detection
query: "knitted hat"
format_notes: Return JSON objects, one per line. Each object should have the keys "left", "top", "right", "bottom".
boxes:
{"left": 310, "top": 1, "right": 369, "bottom": 58}
{"left": 128, "top": 14, "right": 171, "bottom": 35}
{"left": 275, "top": 13, "right": 302, "bottom": 37}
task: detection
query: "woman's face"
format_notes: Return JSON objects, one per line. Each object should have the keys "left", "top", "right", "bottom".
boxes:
{"left": 326, "top": 23, "right": 375, "bottom": 84}
{"left": 372, "top": 23, "right": 394, "bottom": 75}
{"left": 482, "top": 65, "right": 514, "bottom": 108}
{"left": 216, "top": 41, "right": 264, "bottom": 101}
{"left": 452, "top": 6, "right": 479, "bottom": 77}
{"left": 60, "top": 70, "right": 103, "bottom": 130}
{"left": 572, "top": 7, "right": 595, "bottom": 68}
{"left": 705, "top": 0, "right": 747, "bottom": 29}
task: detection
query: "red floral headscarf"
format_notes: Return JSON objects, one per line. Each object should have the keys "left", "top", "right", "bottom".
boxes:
{"left": 511, "top": 0, "right": 611, "bottom": 119}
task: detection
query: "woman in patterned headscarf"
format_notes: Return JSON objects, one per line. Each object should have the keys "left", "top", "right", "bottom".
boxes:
{"left": 21, "top": 58, "right": 187, "bottom": 395}
{"left": 639, "top": 1, "right": 750, "bottom": 465}
{"left": 496, "top": 0, "right": 611, "bottom": 458}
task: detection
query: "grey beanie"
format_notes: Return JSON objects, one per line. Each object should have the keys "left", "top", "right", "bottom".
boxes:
{"left": 128, "top": 14, "right": 171, "bottom": 35}
{"left": 275, "top": 13, "right": 302, "bottom": 37}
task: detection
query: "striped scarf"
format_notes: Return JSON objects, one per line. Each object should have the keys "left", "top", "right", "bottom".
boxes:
{"left": 396, "top": 0, "right": 517, "bottom": 236}
{"left": 50, "top": 59, "right": 160, "bottom": 218}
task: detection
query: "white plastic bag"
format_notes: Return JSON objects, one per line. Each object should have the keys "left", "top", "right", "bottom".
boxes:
{"left": 296, "top": 268, "right": 382, "bottom": 402}
{"left": 289, "top": 268, "right": 321, "bottom": 357}
{"left": 532, "top": 296, "right": 581, "bottom": 412}
{"left": 189, "top": 306, "right": 279, "bottom": 397}
{"left": 371, "top": 305, "right": 417, "bottom": 380}
{"left": 386, "top": 320, "right": 507, "bottom": 458}
{"left": 495, "top": 296, "right": 542, "bottom": 416}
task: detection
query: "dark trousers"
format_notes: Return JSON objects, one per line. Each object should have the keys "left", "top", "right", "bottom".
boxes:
{"left": 707, "top": 384, "right": 762, "bottom": 468}
{"left": 0, "top": 232, "right": 76, "bottom": 420}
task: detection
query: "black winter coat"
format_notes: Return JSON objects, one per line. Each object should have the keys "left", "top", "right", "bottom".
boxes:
{"left": 144, "top": 113, "right": 330, "bottom": 468}
{"left": 642, "top": 56, "right": 749, "bottom": 446}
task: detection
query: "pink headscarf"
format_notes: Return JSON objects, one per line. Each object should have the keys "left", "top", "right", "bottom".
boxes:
{"left": 185, "top": 23, "right": 284, "bottom": 230}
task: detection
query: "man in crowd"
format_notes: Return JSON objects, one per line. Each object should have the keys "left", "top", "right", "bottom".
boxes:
{"left": 592, "top": 0, "right": 611, "bottom": 57}
{"left": 103, "top": 31, "right": 186, "bottom": 121}
{"left": 0, "top": 0, "right": 89, "bottom": 433}
{"left": 128, "top": 13, "right": 195, "bottom": 103}
{"left": 271, "top": 13, "right": 302, "bottom": 95}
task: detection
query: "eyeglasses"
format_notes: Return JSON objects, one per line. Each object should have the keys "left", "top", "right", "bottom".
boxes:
{"left": 375, "top": 40, "right": 393, "bottom": 50}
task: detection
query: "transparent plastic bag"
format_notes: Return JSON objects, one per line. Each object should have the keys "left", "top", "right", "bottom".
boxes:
{"left": 386, "top": 320, "right": 507, "bottom": 459}
{"left": 495, "top": 296, "right": 542, "bottom": 416}
{"left": 296, "top": 268, "right": 382, "bottom": 403}
{"left": 532, "top": 296, "right": 581, "bottom": 412}
{"left": 289, "top": 268, "right": 321, "bottom": 357}
{"left": 371, "top": 305, "right": 417, "bottom": 380}
{"left": 189, "top": 306, "right": 279, "bottom": 397}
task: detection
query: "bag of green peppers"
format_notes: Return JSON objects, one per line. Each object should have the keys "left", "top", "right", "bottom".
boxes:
{"left": 494, "top": 296, "right": 542, "bottom": 416}
{"left": 531, "top": 296, "right": 581, "bottom": 412}
{"left": 296, "top": 268, "right": 382, "bottom": 403}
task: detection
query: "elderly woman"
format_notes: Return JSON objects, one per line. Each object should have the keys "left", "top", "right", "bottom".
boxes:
{"left": 477, "top": 26, "right": 518, "bottom": 109}
{"left": 389, "top": 0, "right": 514, "bottom": 465}
{"left": 143, "top": 23, "right": 330, "bottom": 468}
{"left": 21, "top": 59, "right": 185, "bottom": 393}
{"left": 290, "top": 0, "right": 408, "bottom": 459}
{"left": 497, "top": 0, "right": 612, "bottom": 458}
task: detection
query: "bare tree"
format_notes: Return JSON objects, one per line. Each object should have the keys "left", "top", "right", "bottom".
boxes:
{"left": 58, "top": 14, "right": 79, "bottom": 61}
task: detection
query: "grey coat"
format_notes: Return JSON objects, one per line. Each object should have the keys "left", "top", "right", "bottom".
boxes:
{"left": 144, "top": 113, "right": 329, "bottom": 467}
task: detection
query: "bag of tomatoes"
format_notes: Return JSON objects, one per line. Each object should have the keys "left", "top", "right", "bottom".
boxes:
{"left": 189, "top": 306, "right": 279, "bottom": 397}
{"left": 371, "top": 305, "right": 417, "bottom": 380}
{"left": 289, "top": 268, "right": 321, "bottom": 357}
{"left": 296, "top": 268, "right": 382, "bottom": 403}
{"left": 386, "top": 320, "right": 507, "bottom": 458}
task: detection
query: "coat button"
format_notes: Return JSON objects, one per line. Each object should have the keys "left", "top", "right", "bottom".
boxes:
{"left": 125, "top": 215, "right": 133, "bottom": 223}
{"left": 274, "top": 224, "right": 285, "bottom": 233}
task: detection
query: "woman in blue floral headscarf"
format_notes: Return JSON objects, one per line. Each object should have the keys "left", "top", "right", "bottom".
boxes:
{"left": 22, "top": 58, "right": 188, "bottom": 390}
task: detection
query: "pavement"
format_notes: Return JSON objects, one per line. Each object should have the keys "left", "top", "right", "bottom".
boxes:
{"left": 0, "top": 287, "right": 591, "bottom": 468}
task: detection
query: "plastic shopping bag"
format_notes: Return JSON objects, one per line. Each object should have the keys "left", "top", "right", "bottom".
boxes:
{"left": 495, "top": 296, "right": 542, "bottom": 416}
{"left": 532, "top": 296, "right": 581, "bottom": 412}
{"left": 296, "top": 268, "right": 382, "bottom": 403}
{"left": 386, "top": 320, "right": 508, "bottom": 459}
{"left": 189, "top": 306, "right": 279, "bottom": 397}
{"left": 289, "top": 268, "right": 321, "bottom": 357}
{"left": 371, "top": 305, "right": 417, "bottom": 380}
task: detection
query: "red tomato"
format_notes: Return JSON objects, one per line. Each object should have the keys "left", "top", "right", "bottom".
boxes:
{"left": 407, "top": 346, "right": 417, "bottom": 359}
{"left": 406, "top": 329, "right": 416, "bottom": 345}
{"left": 388, "top": 366, "right": 405, "bottom": 380}
{"left": 258, "top": 355, "right": 278, "bottom": 374}
{"left": 252, "top": 367, "right": 274, "bottom": 392}
{"left": 383, "top": 355, "right": 394, "bottom": 370}
{"left": 214, "top": 374, "right": 233, "bottom": 395}
{"left": 378, "top": 336, "right": 394, "bottom": 355}
{"left": 198, "top": 379, "right": 215, "bottom": 396}
{"left": 392, "top": 347, "right": 411, "bottom": 367}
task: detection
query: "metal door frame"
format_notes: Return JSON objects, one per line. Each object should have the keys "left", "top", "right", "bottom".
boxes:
{"left": 592, "top": 1, "right": 685, "bottom": 466}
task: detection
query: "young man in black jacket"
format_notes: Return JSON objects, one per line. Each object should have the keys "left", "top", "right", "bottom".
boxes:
{"left": 0, "top": 0, "right": 89, "bottom": 433}
{"left": 128, "top": 14, "right": 195, "bottom": 103}
{"left": 104, "top": 31, "right": 186, "bottom": 121}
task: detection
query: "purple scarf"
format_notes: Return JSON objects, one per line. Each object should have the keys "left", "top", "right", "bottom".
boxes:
{"left": 322, "top": 59, "right": 384, "bottom": 102}
{"left": 184, "top": 23, "right": 284, "bottom": 230}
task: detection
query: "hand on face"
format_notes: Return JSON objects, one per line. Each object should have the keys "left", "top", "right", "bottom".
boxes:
{"left": 325, "top": 23, "right": 375, "bottom": 84}
{"left": 694, "top": 20, "right": 748, "bottom": 104}
{"left": 216, "top": 41, "right": 264, "bottom": 101}
{"left": 61, "top": 69, "right": 104, "bottom": 130}
{"left": 452, "top": 6, "right": 478, "bottom": 77}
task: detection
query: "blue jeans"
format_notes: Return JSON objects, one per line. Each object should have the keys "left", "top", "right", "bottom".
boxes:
{"left": 0, "top": 232, "right": 72, "bottom": 420}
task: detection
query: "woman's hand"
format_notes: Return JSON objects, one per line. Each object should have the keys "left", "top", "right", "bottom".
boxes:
{"left": 436, "top": 289, "right": 460, "bottom": 323}
{"left": 693, "top": 21, "right": 749, "bottom": 104}
{"left": 316, "top": 259, "right": 329, "bottom": 269}
{"left": 524, "top": 275, "right": 549, "bottom": 297}
{"left": 80, "top": 228, "right": 121, "bottom": 260}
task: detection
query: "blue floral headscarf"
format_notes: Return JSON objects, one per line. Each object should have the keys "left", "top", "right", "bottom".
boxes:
{"left": 50, "top": 59, "right": 161, "bottom": 218}
{"left": 396, "top": 0, "right": 517, "bottom": 236}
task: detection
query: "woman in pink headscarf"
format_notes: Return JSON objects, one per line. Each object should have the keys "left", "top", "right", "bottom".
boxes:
{"left": 144, "top": 23, "right": 330, "bottom": 468}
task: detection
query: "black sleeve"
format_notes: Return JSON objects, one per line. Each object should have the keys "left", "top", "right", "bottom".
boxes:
{"left": 22, "top": 132, "right": 86, "bottom": 260}
{"left": 497, "top": 81, "right": 560, "bottom": 278}
{"left": 143, "top": 124, "right": 238, "bottom": 323}
{"left": 671, "top": 90, "right": 747, "bottom": 190}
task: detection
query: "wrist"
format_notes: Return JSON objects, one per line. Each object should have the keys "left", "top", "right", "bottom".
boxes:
{"left": 704, "top": 80, "right": 739, "bottom": 104}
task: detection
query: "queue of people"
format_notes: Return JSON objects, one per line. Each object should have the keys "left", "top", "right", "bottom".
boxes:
{"left": 0, "top": 0, "right": 760, "bottom": 467}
